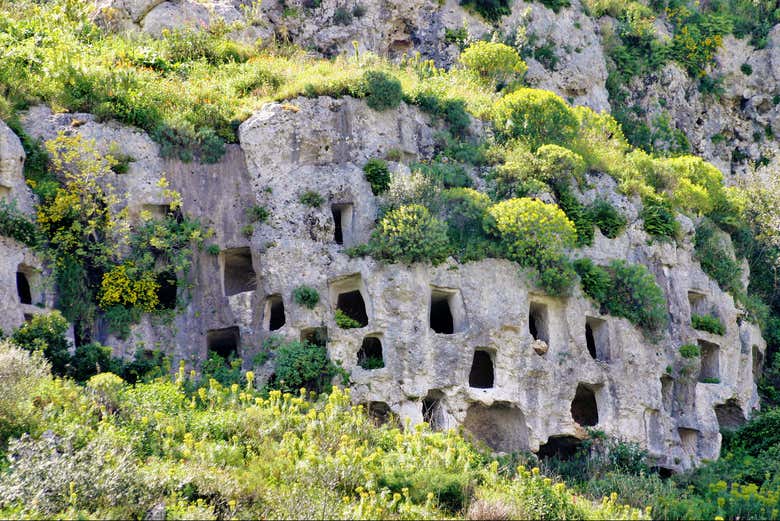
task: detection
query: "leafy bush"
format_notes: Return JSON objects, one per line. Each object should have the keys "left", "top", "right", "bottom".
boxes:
{"left": 369, "top": 204, "right": 451, "bottom": 265}
{"left": 459, "top": 41, "right": 527, "bottom": 88}
{"left": 537, "top": 254, "right": 578, "bottom": 296}
{"left": 539, "top": 0, "right": 571, "bottom": 12}
{"left": 299, "top": 191, "right": 324, "bottom": 207}
{"left": 603, "top": 260, "right": 668, "bottom": 334}
{"left": 247, "top": 204, "right": 270, "bottom": 223}
{"left": 68, "top": 342, "right": 122, "bottom": 382}
{"left": 335, "top": 309, "right": 362, "bottom": 329}
{"left": 439, "top": 188, "right": 493, "bottom": 261}
{"left": 412, "top": 161, "right": 471, "bottom": 188}
{"left": 201, "top": 350, "right": 243, "bottom": 387}
{"left": 363, "top": 158, "right": 391, "bottom": 195}
{"left": 11, "top": 311, "right": 71, "bottom": 376}
{"left": 491, "top": 88, "right": 579, "bottom": 149}
{"left": 293, "top": 285, "right": 320, "bottom": 309}
{"left": 679, "top": 343, "right": 701, "bottom": 358}
{"left": 694, "top": 219, "right": 743, "bottom": 295}
{"left": 589, "top": 200, "right": 627, "bottom": 239}
{"left": 0, "top": 200, "right": 38, "bottom": 246}
{"left": 691, "top": 313, "right": 725, "bottom": 335}
{"left": 0, "top": 340, "right": 50, "bottom": 445}
{"left": 269, "top": 340, "right": 337, "bottom": 393}
{"left": 361, "top": 71, "right": 403, "bottom": 111}
{"left": 641, "top": 199, "right": 680, "bottom": 241}
{"left": 557, "top": 185, "right": 595, "bottom": 246}
{"left": 534, "top": 144, "right": 587, "bottom": 188}
{"left": 486, "top": 198, "right": 576, "bottom": 267}
{"left": 574, "top": 258, "right": 611, "bottom": 304}
{"left": 98, "top": 263, "right": 160, "bottom": 312}
{"left": 459, "top": 0, "right": 511, "bottom": 21}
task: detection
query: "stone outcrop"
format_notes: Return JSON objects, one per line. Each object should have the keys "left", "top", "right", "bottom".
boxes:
{"left": 6, "top": 96, "right": 765, "bottom": 473}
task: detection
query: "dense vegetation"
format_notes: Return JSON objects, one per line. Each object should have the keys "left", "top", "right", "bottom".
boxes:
{"left": 2, "top": 0, "right": 780, "bottom": 519}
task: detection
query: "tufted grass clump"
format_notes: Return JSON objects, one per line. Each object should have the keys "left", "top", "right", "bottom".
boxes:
{"left": 292, "top": 285, "right": 320, "bottom": 309}
{"left": 360, "top": 70, "right": 403, "bottom": 111}
{"left": 691, "top": 313, "right": 726, "bottom": 335}
{"left": 679, "top": 343, "right": 701, "bottom": 358}
{"left": 299, "top": 190, "right": 324, "bottom": 208}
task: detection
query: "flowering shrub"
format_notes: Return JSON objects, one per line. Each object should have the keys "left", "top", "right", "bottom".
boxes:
{"left": 98, "top": 263, "right": 160, "bottom": 312}
{"left": 491, "top": 88, "right": 579, "bottom": 149}
{"left": 459, "top": 41, "right": 527, "bottom": 88}
{"left": 369, "top": 204, "right": 451, "bottom": 264}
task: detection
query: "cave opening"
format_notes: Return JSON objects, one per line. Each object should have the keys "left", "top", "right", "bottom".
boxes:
{"left": 698, "top": 339, "right": 720, "bottom": 382}
{"left": 529, "top": 302, "right": 549, "bottom": 343}
{"left": 16, "top": 271, "right": 31, "bottom": 305}
{"left": 223, "top": 247, "right": 256, "bottom": 296}
{"left": 331, "top": 204, "right": 353, "bottom": 245}
{"left": 301, "top": 326, "right": 328, "bottom": 348}
{"left": 537, "top": 435, "right": 584, "bottom": 460}
{"left": 430, "top": 291, "right": 454, "bottom": 334}
{"left": 463, "top": 403, "right": 528, "bottom": 453}
{"left": 585, "top": 317, "right": 609, "bottom": 361}
{"left": 571, "top": 383, "right": 599, "bottom": 427}
{"left": 156, "top": 270, "right": 177, "bottom": 310}
{"left": 266, "top": 295, "right": 286, "bottom": 331}
{"left": 357, "top": 336, "right": 384, "bottom": 369}
{"left": 468, "top": 350, "right": 494, "bottom": 388}
{"left": 206, "top": 326, "right": 240, "bottom": 360}
{"left": 422, "top": 392, "right": 445, "bottom": 430}
{"left": 365, "top": 401, "right": 392, "bottom": 425}
{"left": 337, "top": 289, "right": 368, "bottom": 327}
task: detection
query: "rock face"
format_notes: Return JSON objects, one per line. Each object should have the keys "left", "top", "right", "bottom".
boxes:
{"left": 8, "top": 96, "right": 764, "bottom": 473}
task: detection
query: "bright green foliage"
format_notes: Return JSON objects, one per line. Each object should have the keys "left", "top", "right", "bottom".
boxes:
{"left": 0, "top": 340, "right": 50, "bottom": 446}
{"left": 459, "top": 41, "right": 527, "bottom": 88}
{"left": 604, "top": 260, "right": 668, "bottom": 334}
{"left": 439, "top": 188, "right": 493, "bottom": 261}
{"left": 661, "top": 156, "right": 725, "bottom": 215}
{"left": 201, "top": 350, "right": 243, "bottom": 387}
{"left": 556, "top": 185, "right": 595, "bottom": 246}
{"left": 412, "top": 161, "right": 472, "bottom": 189}
{"left": 363, "top": 158, "right": 391, "bottom": 195}
{"left": 369, "top": 204, "right": 451, "bottom": 265}
{"left": 589, "top": 200, "right": 627, "bottom": 239}
{"left": 361, "top": 71, "right": 403, "bottom": 111}
{"left": 537, "top": 254, "right": 579, "bottom": 297}
{"left": 68, "top": 342, "right": 122, "bottom": 382}
{"left": 335, "top": 309, "right": 362, "bottom": 329}
{"left": 459, "top": 0, "right": 511, "bottom": 21}
{"left": 679, "top": 343, "right": 701, "bottom": 358}
{"left": 11, "top": 311, "right": 71, "bottom": 377}
{"left": 269, "top": 340, "right": 337, "bottom": 393}
{"left": 491, "top": 88, "right": 579, "bottom": 149}
{"left": 0, "top": 201, "right": 38, "bottom": 247}
{"left": 247, "top": 204, "right": 270, "bottom": 223}
{"left": 486, "top": 198, "right": 576, "bottom": 267}
{"left": 641, "top": 199, "right": 680, "bottom": 241}
{"left": 574, "top": 258, "right": 612, "bottom": 304}
{"left": 293, "top": 285, "right": 320, "bottom": 309}
{"left": 694, "top": 219, "right": 743, "bottom": 295}
{"left": 691, "top": 313, "right": 726, "bottom": 335}
{"left": 534, "top": 144, "right": 587, "bottom": 188}
{"left": 299, "top": 191, "right": 324, "bottom": 207}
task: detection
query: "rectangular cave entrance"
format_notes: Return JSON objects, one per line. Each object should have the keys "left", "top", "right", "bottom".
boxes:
{"left": 337, "top": 289, "right": 369, "bottom": 327}
{"left": 678, "top": 428, "right": 699, "bottom": 460}
{"left": 698, "top": 339, "right": 720, "bottom": 382}
{"left": 222, "top": 247, "right": 256, "bottom": 296}
{"left": 429, "top": 287, "right": 466, "bottom": 335}
{"left": 661, "top": 376, "right": 674, "bottom": 412}
{"left": 364, "top": 401, "right": 392, "bottom": 425}
{"left": 714, "top": 398, "right": 746, "bottom": 430}
{"left": 585, "top": 316, "right": 609, "bottom": 361}
{"left": 537, "top": 435, "right": 583, "bottom": 460}
{"left": 357, "top": 335, "right": 384, "bottom": 369}
{"left": 687, "top": 290, "right": 707, "bottom": 316}
{"left": 264, "top": 294, "right": 286, "bottom": 331}
{"left": 206, "top": 326, "right": 240, "bottom": 360}
{"left": 16, "top": 264, "right": 40, "bottom": 305}
{"left": 463, "top": 403, "right": 528, "bottom": 453}
{"left": 156, "top": 270, "right": 177, "bottom": 310}
{"left": 422, "top": 391, "right": 446, "bottom": 431}
{"left": 331, "top": 203, "right": 353, "bottom": 245}
{"left": 301, "top": 326, "right": 327, "bottom": 348}
{"left": 528, "top": 301, "right": 549, "bottom": 344}
{"left": 571, "top": 383, "right": 599, "bottom": 427}
{"left": 468, "top": 349, "right": 494, "bottom": 388}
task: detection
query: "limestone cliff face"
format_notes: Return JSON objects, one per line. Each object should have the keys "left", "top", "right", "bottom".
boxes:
{"left": 0, "top": 95, "right": 765, "bottom": 473}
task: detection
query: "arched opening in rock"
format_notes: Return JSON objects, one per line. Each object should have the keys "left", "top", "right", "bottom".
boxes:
{"left": 16, "top": 271, "right": 32, "bottom": 305}
{"left": 585, "top": 317, "right": 609, "bottom": 361}
{"left": 537, "top": 435, "right": 583, "bottom": 460}
{"left": 156, "top": 270, "right": 177, "bottom": 310}
{"left": 571, "top": 383, "right": 599, "bottom": 427}
{"left": 357, "top": 336, "right": 384, "bottom": 369}
{"left": 301, "top": 326, "right": 327, "bottom": 348}
{"left": 331, "top": 203, "right": 353, "bottom": 245}
{"left": 206, "top": 326, "right": 240, "bottom": 360}
{"left": 430, "top": 292, "right": 454, "bottom": 334}
{"left": 422, "top": 391, "right": 446, "bottom": 430}
{"left": 222, "top": 247, "right": 256, "bottom": 296}
{"left": 265, "top": 295, "right": 286, "bottom": 331}
{"left": 528, "top": 302, "right": 549, "bottom": 344}
{"left": 698, "top": 339, "right": 720, "bottom": 382}
{"left": 469, "top": 350, "right": 494, "bottom": 388}
{"left": 715, "top": 399, "right": 746, "bottom": 430}
{"left": 661, "top": 376, "right": 674, "bottom": 412}
{"left": 337, "top": 290, "right": 368, "bottom": 327}
{"left": 678, "top": 428, "right": 699, "bottom": 459}
{"left": 463, "top": 403, "right": 528, "bottom": 453}
{"left": 364, "top": 401, "right": 392, "bottom": 425}
{"left": 651, "top": 466, "right": 674, "bottom": 478}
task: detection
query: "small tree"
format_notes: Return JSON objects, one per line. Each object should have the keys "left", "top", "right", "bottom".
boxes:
{"left": 370, "top": 204, "right": 451, "bottom": 264}
{"left": 491, "top": 88, "right": 579, "bottom": 149}
{"left": 460, "top": 41, "right": 527, "bottom": 88}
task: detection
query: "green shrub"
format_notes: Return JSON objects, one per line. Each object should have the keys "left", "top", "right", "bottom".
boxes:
{"left": 292, "top": 286, "right": 320, "bottom": 309}
{"left": 369, "top": 204, "right": 451, "bottom": 265}
{"left": 11, "top": 311, "right": 72, "bottom": 377}
{"left": 459, "top": 41, "right": 527, "bottom": 88}
{"left": 459, "top": 0, "right": 511, "bottom": 21}
{"left": 604, "top": 260, "right": 668, "bottom": 334}
{"left": 299, "top": 190, "right": 324, "bottom": 207}
{"left": 335, "top": 309, "right": 362, "bottom": 329}
{"left": 641, "top": 199, "right": 680, "bottom": 241}
{"left": 574, "top": 258, "right": 611, "bottom": 304}
{"left": 412, "top": 161, "right": 471, "bottom": 188}
{"left": 68, "top": 342, "right": 122, "bottom": 382}
{"left": 691, "top": 313, "right": 726, "bottom": 335}
{"left": 201, "top": 350, "right": 243, "bottom": 387}
{"left": 247, "top": 205, "right": 270, "bottom": 223}
{"left": 0, "top": 201, "right": 38, "bottom": 246}
{"left": 741, "top": 62, "right": 753, "bottom": 75}
{"left": 539, "top": 0, "right": 571, "bottom": 12}
{"left": 0, "top": 340, "right": 50, "bottom": 446}
{"left": 679, "top": 343, "right": 701, "bottom": 358}
{"left": 589, "top": 200, "right": 627, "bottom": 239}
{"left": 491, "top": 88, "right": 579, "bottom": 149}
{"left": 556, "top": 185, "right": 594, "bottom": 247}
{"left": 537, "top": 253, "right": 578, "bottom": 296}
{"left": 701, "top": 377, "right": 721, "bottom": 384}
{"left": 486, "top": 198, "right": 576, "bottom": 267}
{"left": 363, "top": 158, "right": 391, "bottom": 195}
{"left": 361, "top": 71, "right": 403, "bottom": 111}
{"left": 694, "top": 219, "right": 743, "bottom": 295}
{"left": 534, "top": 144, "right": 587, "bottom": 188}
{"left": 439, "top": 188, "right": 492, "bottom": 261}
{"left": 333, "top": 6, "right": 353, "bottom": 25}
{"left": 270, "top": 340, "right": 337, "bottom": 393}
